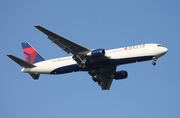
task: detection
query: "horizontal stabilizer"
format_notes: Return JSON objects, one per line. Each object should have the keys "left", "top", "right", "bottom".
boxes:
{"left": 7, "top": 54, "right": 36, "bottom": 68}
{"left": 29, "top": 73, "right": 40, "bottom": 80}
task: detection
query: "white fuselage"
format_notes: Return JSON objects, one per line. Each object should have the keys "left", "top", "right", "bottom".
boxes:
{"left": 22, "top": 43, "right": 168, "bottom": 74}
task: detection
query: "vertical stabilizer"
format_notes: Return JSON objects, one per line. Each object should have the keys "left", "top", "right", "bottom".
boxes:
{"left": 21, "top": 42, "right": 45, "bottom": 64}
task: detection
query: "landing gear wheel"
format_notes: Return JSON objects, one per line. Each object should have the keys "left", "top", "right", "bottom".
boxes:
{"left": 78, "top": 64, "right": 83, "bottom": 68}
{"left": 152, "top": 61, "right": 156, "bottom": 66}
{"left": 92, "top": 77, "right": 97, "bottom": 82}
{"left": 97, "top": 79, "right": 102, "bottom": 86}
{"left": 92, "top": 77, "right": 101, "bottom": 85}
{"left": 78, "top": 63, "right": 85, "bottom": 68}
{"left": 152, "top": 57, "right": 157, "bottom": 66}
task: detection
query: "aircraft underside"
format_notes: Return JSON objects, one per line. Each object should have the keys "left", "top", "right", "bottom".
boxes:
{"left": 50, "top": 55, "right": 154, "bottom": 74}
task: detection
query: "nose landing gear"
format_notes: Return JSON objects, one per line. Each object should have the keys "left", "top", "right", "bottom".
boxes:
{"left": 152, "top": 57, "right": 157, "bottom": 66}
{"left": 152, "top": 61, "right": 156, "bottom": 66}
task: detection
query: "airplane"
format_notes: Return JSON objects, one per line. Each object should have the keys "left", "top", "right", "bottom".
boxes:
{"left": 7, "top": 25, "right": 168, "bottom": 90}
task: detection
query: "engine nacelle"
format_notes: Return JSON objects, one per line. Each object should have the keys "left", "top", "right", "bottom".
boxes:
{"left": 86, "top": 49, "right": 105, "bottom": 57}
{"left": 111, "top": 71, "right": 128, "bottom": 80}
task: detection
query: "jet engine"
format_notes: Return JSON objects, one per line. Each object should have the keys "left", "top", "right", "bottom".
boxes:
{"left": 111, "top": 71, "right": 128, "bottom": 80}
{"left": 86, "top": 49, "right": 105, "bottom": 57}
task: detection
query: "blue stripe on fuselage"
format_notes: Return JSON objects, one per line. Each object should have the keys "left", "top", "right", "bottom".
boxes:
{"left": 50, "top": 56, "right": 153, "bottom": 74}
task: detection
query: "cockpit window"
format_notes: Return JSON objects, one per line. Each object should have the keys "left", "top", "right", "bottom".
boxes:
{"left": 157, "top": 44, "right": 163, "bottom": 47}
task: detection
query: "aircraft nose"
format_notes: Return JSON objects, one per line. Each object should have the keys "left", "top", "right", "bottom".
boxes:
{"left": 163, "top": 47, "right": 168, "bottom": 54}
{"left": 157, "top": 46, "right": 168, "bottom": 57}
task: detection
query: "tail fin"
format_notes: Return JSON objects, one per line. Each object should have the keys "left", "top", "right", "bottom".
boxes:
{"left": 21, "top": 42, "right": 45, "bottom": 64}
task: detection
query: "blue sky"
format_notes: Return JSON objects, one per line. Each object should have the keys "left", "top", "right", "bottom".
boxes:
{"left": 1, "top": 0, "right": 180, "bottom": 117}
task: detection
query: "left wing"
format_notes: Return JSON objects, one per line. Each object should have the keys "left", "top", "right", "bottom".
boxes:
{"left": 35, "top": 25, "right": 108, "bottom": 67}
{"left": 89, "top": 66, "right": 116, "bottom": 90}
{"left": 35, "top": 25, "right": 91, "bottom": 55}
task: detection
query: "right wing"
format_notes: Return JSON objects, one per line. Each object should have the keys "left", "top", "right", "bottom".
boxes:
{"left": 89, "top": 66, "right": 117, "bottom": 90}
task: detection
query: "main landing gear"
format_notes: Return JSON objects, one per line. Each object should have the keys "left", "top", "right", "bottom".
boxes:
{"left": 73, "top": 55, "right": 88, "bottom": 68}
{"left": 92, "top": 77, "right": 101, "bottom": 84}
{"left": 88, "top": 71, "right": 102, "bottom": 85}
{"left": 92, "top": 77, "right": 102, "bottom": 86}
{"left": 152, "top": 56, "right": 157, "bottom": 66}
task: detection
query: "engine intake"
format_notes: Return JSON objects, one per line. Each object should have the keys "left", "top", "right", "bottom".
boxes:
{"left": 86, "top": 49, "right": 105, "bottom": 57}
{"left": 111, "top": 71, "right": 128, "bottom": 80}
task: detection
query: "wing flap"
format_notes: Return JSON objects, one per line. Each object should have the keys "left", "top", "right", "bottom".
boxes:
{"left": 48, "top": 36, "right": 71, "bottom": 53}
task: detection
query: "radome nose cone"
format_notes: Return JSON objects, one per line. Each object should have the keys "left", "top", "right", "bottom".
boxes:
{"left": 164, "top": 47, "right": 168, "bottom": 53}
